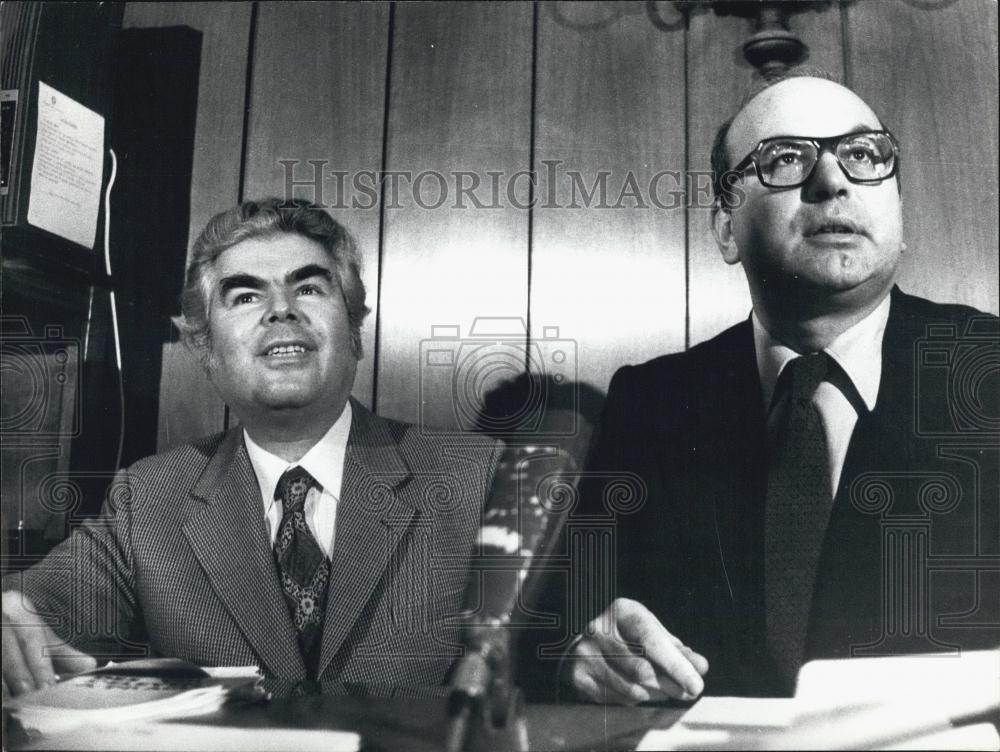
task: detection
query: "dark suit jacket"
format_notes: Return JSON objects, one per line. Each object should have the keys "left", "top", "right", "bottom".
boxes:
{"left": 527, "top": 288, "right": 998, "bottom": 698}
{"left": 10, "top": 399, "right": 502, "bottom": 696}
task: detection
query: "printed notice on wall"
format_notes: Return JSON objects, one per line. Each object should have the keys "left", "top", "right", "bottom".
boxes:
{"left": 27, "top": 81, "right": 105, "bottom": 249}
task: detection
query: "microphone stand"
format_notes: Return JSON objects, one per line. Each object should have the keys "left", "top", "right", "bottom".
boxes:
{"left": 445, "top": 443, "right": 578, "bottom": 752}
{"left": 445, "top": 618, "right": 528, "bottom": 752}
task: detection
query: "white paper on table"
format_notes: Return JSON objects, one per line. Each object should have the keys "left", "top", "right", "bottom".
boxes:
{"left": 199, "top": 665, "right": 261, "bottom": 679}
{"left": 636, "top": 725, "right": 734, "bottom": 751}
{"left": 636, "top": 697, "right": 802, "bottom": 750}
{"left": 795, "top": 649, "right": 1000, "bottom": 718}
{"left": 19, "top": 721, "right": 362, "bottom": 752}
{"left": 680, "top": 697, "right": 800, "bottom": 729}
{"left": 883, "top": 723, "right": 1000, "bottom": 751}
{"left": 27, "top": 80, "right": 105, "bottom": 249}
{"left": 637, "top": 650, "right": 1000, "bottom": 751}
{"left": 637, "top": 704, "right": 1000, "bottom": 752}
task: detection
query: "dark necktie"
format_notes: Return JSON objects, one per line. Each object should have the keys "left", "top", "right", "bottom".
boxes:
{"left": 764, "top": 352, "right": 833, "bottom": 690}
{"left": 273, "top": 466, "right": 329, "bottom": 679}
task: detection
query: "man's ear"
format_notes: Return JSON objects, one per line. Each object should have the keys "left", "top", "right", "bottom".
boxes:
{"left": 711, "top": 203, "right": 741, "bottom": 265}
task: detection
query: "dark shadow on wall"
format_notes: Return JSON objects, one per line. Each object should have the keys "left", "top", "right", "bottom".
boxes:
{"left": 472, "top": 373, "right": 606, "bottom": 471}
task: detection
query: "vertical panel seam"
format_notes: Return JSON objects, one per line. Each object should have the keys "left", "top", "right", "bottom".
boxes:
{"left": 371, "top": 0, "right": 396, "bottom": 415}
{"left": 237, "top": 1, "right": 259, "bottom": 205}
{"left": 840, "top": 0, "right": 852, "bottom": 89}
{"left": 227, "top": 0, "right": 260, "bottom": 432}
{"left": 525, "top": 0, "right": 539, "bottom": 369}
{"left": 683, "top": 9, "right": 691, "bottom": 351}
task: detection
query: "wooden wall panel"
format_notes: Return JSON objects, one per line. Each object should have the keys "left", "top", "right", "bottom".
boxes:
{"left": 845, "top": 0, "right": 999, "bottom": 314}
{"left": 532, "top": 1, "right": 687, "bottom": 398}
{"left": 376, "top": 2, "right": 533, "bottom": 427}
{"left": 122, "top": 2, "right": 251, "bottom": 450}
{"left": 686, "top": 4, "right": 845, "bottom": 347}
{"left": 242, "top": 1, "right": 390, "bottom": 408}
{"left": 135, "top": 0, "right": 1000, "bottom": 451}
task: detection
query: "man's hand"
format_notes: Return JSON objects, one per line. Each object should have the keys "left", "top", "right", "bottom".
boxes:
{"left": 566, "top": 597, "right": 709, "bottom": 705}
{"left": 2, "top": 590, "right": 96, "bottom": 697}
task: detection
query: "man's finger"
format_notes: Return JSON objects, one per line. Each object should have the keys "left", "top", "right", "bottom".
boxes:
{"left": 603, "top": 652, "right": 689, "bottom": 702}
{"left": 650, "top": 670, "right": 690, "bottom": 700}
{"left": 2, "top": 628, "right": 38, "bottom": 696}
{"left": 601, "top": 647, "right": 662, "bottom": 691}
{"left": 587, "top": 639, "right": 693, "bottom": 702}
{"left": 572, "top": 639, "right": 650, "bottom": 705}
{"left": 664, "top": 632, "right": 710, "bottom": 675}
{"left": 582, "top": 615, "right": 664, "bottom": 698}
{"left": 679, "top": 644, "right": 710, "bottom": 676}
{"left": 644, "top": 638, "right": 705, "bottom": 699}
{"left": 14, "top": 623, "right": 60, "bottom": 689}
{"left": 571, "top": 669, "right": 602, "bottom": 704}
{"left": 615, "top": 601, "right": 705, "bottom": 699}
{"left": 51, "top": 645, "right": 98, "bottom": 676}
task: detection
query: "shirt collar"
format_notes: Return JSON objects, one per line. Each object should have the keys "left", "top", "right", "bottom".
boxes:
{"left": 753, "top": 294, "right": 891, "bottom": 413}
{"left": 243, "top": 401, "right": 353, "bottom": 511}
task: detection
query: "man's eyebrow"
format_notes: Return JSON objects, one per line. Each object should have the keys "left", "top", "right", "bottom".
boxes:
{"left": 218, "top": 273, "right": 265, "bottom": 296}
{"left": 287, "top": 264, "right": 334, "bottom": 284}
{"left": 766, "top": 124, "right": 882, "bottom": 141}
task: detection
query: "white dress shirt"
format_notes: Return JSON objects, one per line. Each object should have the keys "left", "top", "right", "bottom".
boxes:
{"left": 243, "top": 401, "right": 352, "bottom": 559}
{"left": 753, "top": 295, "right": 891, "bottom": 493}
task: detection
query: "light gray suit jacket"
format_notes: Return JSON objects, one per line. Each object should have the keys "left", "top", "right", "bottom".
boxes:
{"left": 10, "top": 400, "right": 502, "bottom": 696}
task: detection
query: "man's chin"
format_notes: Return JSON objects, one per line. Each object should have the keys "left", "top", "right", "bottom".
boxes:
{"left": 252, "top": 389, "right": 319, "bottom": 412}
{"left": 761, "top": 265, "right": 893, "bottom": 318}
{"left": 809, "top": 245, "right": 900, "bottom": 289}
{"left": 782, "top": 253, "right": 891, "bottom": 292}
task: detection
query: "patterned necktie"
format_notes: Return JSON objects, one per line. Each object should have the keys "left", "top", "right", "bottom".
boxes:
{"left": 764, "top": 352, "right": 833, "bottom": 691}
{"left": 273, "top": 466, "right": 329, "bottom": 679}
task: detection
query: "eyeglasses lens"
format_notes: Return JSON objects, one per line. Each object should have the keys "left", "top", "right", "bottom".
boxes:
{"left": 834, "top": 133, "right": 895, "bottom": 181}
{"left": 758, "top": 133, "right": 895, "bottom": 186}
{"left": 759, "top": 140, "right": 819, "bottom": 186}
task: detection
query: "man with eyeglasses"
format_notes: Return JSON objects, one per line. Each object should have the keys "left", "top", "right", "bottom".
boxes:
{"left": 554, "top": 70, "right": 998, "bottom": 702}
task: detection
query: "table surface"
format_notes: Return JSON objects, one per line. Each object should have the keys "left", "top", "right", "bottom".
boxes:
{"left": 7, "top": 696, "right": 686, "bottom": 752}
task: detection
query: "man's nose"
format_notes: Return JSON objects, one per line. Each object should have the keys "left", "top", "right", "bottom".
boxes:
{"left": 264, "top": 291, "right": 300, "bottom": 323}
{"left": 802, "top": 151, "right": 850, "bottom": 203}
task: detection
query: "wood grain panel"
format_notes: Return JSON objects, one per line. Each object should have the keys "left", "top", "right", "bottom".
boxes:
{"left": 242, "top": 1, "right": 390, "bottom": 408}
{"left": 124, "top": 2, "right": 252, "bottom": 450}
{"left": 845, "top": 0, "right": 999, "bottom": 314}
{"left": 377, "top": 2, "right": 533, "bottom": 427}
{"left": 686, "top": 4, "right": 845, "bottom": 346}
{"left": 532, "top": 1, "right": 687, "bottom": 399}
{"left": 157, "top": 344, "right": 216, "bottom": 450}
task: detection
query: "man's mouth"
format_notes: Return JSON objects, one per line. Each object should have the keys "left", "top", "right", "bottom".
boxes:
{"left": 261, "top": 341, "right": 313, "bottom": 357}
{"left": 806, "top": 219, "right": 865, "bottom": 237}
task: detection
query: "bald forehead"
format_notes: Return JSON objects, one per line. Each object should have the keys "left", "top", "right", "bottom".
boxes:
{"left": 726, "top": 77, "right": 884, "bottom": 162}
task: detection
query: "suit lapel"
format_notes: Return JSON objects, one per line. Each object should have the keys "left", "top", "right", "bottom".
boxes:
{"left": 698, "top": 321, "right": 768, "bottom": 612}
{"left": 182, "top": 428, "right": 305, "bottom": 680}
{"left": 317, "top": 400, "right": 415, "bottom": 677}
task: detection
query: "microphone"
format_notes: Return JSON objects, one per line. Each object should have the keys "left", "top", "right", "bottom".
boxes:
{"left": 446, "top": 443, "right": 579, "bottom": 752}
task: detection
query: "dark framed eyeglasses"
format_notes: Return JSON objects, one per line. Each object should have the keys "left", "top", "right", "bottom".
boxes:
{"left": 730, "top": 130, "right": 900, "bottom": 189}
